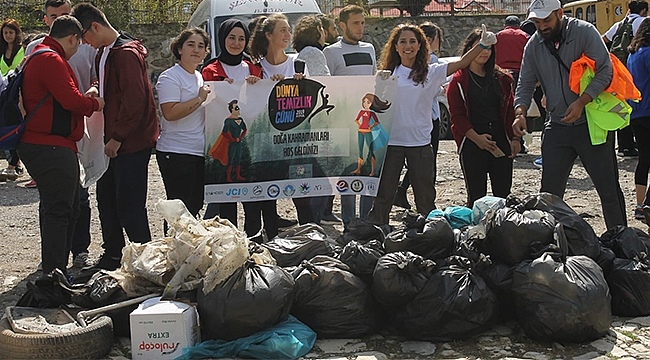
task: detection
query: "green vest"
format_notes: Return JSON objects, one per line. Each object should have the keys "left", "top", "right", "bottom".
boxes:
{"left": 0, "top": 47, "right": 25, "bottom": 76}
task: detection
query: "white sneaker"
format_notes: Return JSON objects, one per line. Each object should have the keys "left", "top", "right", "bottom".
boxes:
{"left": 0, "top": 168, "right": 18, "bottom": 181}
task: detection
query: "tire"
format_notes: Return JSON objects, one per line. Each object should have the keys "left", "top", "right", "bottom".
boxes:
{"left": 0, "top": 315, "right": 113, "bottom": 359}
{"left": 438, "top": 102, "right": 453, "bottom": 140}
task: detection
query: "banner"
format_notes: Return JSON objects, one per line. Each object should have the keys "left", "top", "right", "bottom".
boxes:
{"left": 204, "top": 75, "right": 397, "bottom": 203}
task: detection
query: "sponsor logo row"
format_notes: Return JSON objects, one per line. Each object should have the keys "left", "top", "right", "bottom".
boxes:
{"left": 208, "top": 179, "right": 376, "bottom": 199}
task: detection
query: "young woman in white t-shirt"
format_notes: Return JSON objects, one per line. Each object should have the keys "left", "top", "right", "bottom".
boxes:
{"left": 367, "top": 24, "right": 497, "bottom": 225}
{"left": 155, "top": 28, "right": 211, "bottom": 224}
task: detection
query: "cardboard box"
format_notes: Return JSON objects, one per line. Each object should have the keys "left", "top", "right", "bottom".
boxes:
{"left": 130, "top": 297, "right": 200, "bottom": 360}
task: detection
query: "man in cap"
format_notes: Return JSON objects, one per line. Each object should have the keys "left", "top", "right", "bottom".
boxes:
{"left": 512, "top": 0, "right": 627, "bottom": 229}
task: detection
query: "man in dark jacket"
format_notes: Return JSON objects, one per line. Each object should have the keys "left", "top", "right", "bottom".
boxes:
{"left": 72, "top": 3, "right": 159, "bottom": 270}
{"left": 20, "top": 15, "right": 104, "bottom": 276}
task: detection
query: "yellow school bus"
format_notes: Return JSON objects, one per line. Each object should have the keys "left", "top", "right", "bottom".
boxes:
{"left": 563, "top": 0, "right": 627, "bottom": 33}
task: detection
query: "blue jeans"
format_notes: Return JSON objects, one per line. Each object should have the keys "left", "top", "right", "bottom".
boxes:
{"left": 341, "top": 195, "right": 373, "bottom": 228}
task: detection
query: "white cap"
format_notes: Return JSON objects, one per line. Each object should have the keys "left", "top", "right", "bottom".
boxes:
{"left": 527, "top": 0, "right": 562, "bottom": 19}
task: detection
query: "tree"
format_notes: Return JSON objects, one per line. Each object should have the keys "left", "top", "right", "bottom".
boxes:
{"left": 396, "top": 0, "right": 430, "bottom": 16}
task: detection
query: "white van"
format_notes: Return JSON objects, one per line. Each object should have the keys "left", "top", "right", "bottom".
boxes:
{"left": 188, "top": 0, "right": 322, "bottom": 60}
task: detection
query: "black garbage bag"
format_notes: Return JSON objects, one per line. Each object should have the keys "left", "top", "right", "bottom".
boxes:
{"left": 197, "top": 260, "right": 295, "bottom": 341}
{"left": 262, "top": 224, "right": 335, "bottom": 267}
{"left": 606, "top": 258, "right": 650, "bottom": 316}
{"left": 512, "top": 192, "right": 600, "bottom": 259}
{"left": 338, "top": 240, "right": 384, "bottom": 283}
{"left": 336, "top": 218, "right": 386, "bottom": 246}
{"left": 512, "top": 224, "right": 611, "bottom": 342}
{"left": 372, "top": 251, "right": 436, "bottom": 309}
{"left": 385, "top": 217, "right": 454, "bottom": 260}
{"left": 483, "top": 207, "right": 555, "bottom": 265}
{"left": 291, "top": 256, "right": 375, "bottom": 338}
{"left": 600, "top": 226, "right": 649, "bottom": 260}
{"left": 392, "top": 256, "right": 498, "bottom": 341}
{"left": 595, "top": 245, "right": 616, "bottom": 276}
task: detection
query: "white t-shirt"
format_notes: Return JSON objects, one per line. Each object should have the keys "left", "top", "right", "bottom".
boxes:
{"left": 604, "top": 13, "right": 646, "bottom": 40}
{"left": 260, "top": 53, "right": 309, "bottom": 78}
{"left": 155, "top": 64, "right": 206, "bottom": 156}
{"left": 388, "top": 63, "right": 448, "bottom": 147}
{"left": 221, "top": 62, "right": 250, "bottom": 81}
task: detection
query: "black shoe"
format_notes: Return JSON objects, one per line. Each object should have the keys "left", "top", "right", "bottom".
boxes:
{"left": 617, "top": 148, "right": 639, "bottom": 157}
{"left": 83, "top": 254, "right": 121, "bottom": 271}
{"left": 643, "top": 205, "right": 650, "bottom": 225}
{"left": 277, "top": 216, "right": 298, "bottom": 229}
{"left": 393, "top": 187, "right": 411, "bottom": 210}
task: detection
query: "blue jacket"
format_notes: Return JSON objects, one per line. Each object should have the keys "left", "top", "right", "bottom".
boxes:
{"left": 627, "top": 46, "right": 650, "bottom": 119}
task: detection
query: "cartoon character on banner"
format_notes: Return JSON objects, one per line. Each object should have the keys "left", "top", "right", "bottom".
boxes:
{"left": 352, "top": 93, "right": 390, "bottom": 176}
{"left": 209, "top": 99, "right": 248, "bottom": 182}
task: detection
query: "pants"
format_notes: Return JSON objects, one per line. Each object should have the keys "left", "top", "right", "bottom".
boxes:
{"left": 203, "top": 202, "right": 238, "bottom": 226}
{"left": 5, "top": 149, "right": 19, "bottom": 167}
{"left": 541, "top": 122, "right": 626, "bottom": 229}
{"left": 293, "top": 197, "right": 314, "bottom": 224}
{"left": 617, "top": 125, "right": 636, "bottom": 151}
{"left": 71, "top": 185, "right": 91, "bottom": 257}
{"left": 401, "top": 118, "right": 440, "bottom": 190}
{"left": 341, "top": 194, "right": 374, "bottom": 226}
{"left": 243, "top": 200, "right": 278, "bottom": 239}
{"left": 157, "top": 151, "right": 204, "bottom": 217}
{"left": 368, "top": 145, "right": 436, "bottom": 225}
{"left": 460, "top": 138, "right": 513, "bottom": 207}
{"left": 97, "top": 149, "right": 152, "bottom": 258}
{"left": 631, "top": 117, "right": 650, "bottom": 204}
{"left": 18, "top": 143, "right": 80, "bottom": 275}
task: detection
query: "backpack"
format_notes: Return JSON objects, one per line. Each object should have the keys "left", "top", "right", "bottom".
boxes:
{"left": 609, "top": 17, "right": 633, "bottom": 65}
{"left": 0, "top": 48, "right": 54, "bottom": 150}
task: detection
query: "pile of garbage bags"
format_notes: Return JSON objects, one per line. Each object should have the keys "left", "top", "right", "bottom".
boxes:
{"left": 18, "top": 194, "right": 650, "bottom": 357}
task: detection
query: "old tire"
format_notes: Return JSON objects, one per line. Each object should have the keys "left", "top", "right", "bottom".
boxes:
{"left": 0, "top": 315, "right": 113, "bottom": 359}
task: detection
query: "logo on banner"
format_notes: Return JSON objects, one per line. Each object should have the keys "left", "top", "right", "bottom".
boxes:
{"left": 253, "top": 185, "right": 263, "bottom": 196}
{"left": 226, "top": 187, "right": 248, "bottom": 197}
{"left": 268, "top": 78, "right": 335, "bottom": 131}
{"left": 366, "top": 181, "right": 377, "bottom": 192}
{"left": 336, "top": 180, "right": 349, "bottom": 192}
{"left": 267, "top": 184, "right": 280, "bottom": 198}
{"left": 299, "top": 182, "right": 310, "bottom": 194}
{"left": 283, "top": 184, "right": 296, "bottom": 196}
{"left": 351, "top": 179, "right": 364, "bottom": 192}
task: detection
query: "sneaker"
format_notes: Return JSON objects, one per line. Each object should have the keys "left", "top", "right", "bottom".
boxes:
{"left": 15, "top": 166, "right": 24, "bottom": 176}
{"left": 73, "top": 252, "right": 92, "bottom": 268}
{"left": 321, "top": 213, "right": 342, "bottom": 224}
{"left": 517, "top": 145, "right": 528, "bottom": 156}
{"left": 635, "top": 208, "right": 645, "bottom": 220}
{"left": 83, "top": 254, "right": 121, "bottom": 271}
{"left": 277, "top": 216, "right": 298, "bottom": 229}
{"left": 0, "top": 168, "right": 17, "bottom": 181}
{"left": 644, "top": 205, "right": 650, "bottom": 225}
{"left": 533, "top": 156, "right": 543, "bottom": 169}
{"left": 617, "top": 148, "right": 639, "bottom": 157}
{"left": 25, "top": 179, "right": 37, "bottom": 188}
{"left": 37, "top": 262, "right": 42, "bottom": 271}
{"left": 393, "top": 187, "right": 412, "bottom": 210}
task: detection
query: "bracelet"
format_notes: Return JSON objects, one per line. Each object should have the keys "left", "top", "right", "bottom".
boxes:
{"left": 478, "top": 43, "right": 490, "bottom": 49}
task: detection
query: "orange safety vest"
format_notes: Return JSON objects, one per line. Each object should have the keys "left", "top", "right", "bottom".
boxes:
{"left": 569, "top": 53, "right": 641, "bottom": 102}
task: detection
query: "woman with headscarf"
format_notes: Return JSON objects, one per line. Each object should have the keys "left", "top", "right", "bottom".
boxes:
{"left": 201, "top": 19, "right": 265, "bottom": 236}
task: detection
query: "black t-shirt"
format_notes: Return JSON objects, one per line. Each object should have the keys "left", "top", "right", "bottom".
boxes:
{"left": 467, "top": 70, "right": 501, "bottom": 129}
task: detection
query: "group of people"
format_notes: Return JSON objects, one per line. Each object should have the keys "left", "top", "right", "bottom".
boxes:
{"left": 9, "top": 0, "right": 650, "bottom": 277}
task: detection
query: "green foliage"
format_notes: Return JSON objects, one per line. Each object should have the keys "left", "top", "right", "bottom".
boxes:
{"left": 0, "top": 0, "right": 201, "bottom": 30}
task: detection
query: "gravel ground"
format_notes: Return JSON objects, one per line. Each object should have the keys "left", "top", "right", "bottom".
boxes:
{"left": 1, "top": 134, "right": 650, "bottom": 359}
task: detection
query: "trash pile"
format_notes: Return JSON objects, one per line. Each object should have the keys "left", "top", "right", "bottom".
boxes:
{"left": 6, "top": 194, "right": 650, "bottom": 359}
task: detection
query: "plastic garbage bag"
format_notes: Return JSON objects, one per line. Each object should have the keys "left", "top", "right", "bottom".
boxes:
{"left": 472, "top": 196, "right": 506, "bottom": 224}
{"left": 197, "top": 260, "right": 295, "bottom": 341}
{"left": 338, "top": 240, "right": 385, "bottom": 283}
{"left": 427, "top": 206, "right": 474, "bottom": 229}
{"left": 510, "top": 193, "right": 601, "bottom": 259}
{"left": 484, "top": 207, "right": 555, "bottom": 265}
{"left": 392, "top": 256, "right": 498, "bottom": 341}
{"left": 177, "top": 315, "right": 316, "bottom": 360}
{"left": 291, "top": 256, "right": 375, "bottom": 338}
{"left": 385, "top": 217, "right": 454, "bottom": 260}
{"left": 336, "top": 218, "right": 386, "bottom": 246}
{"left": 262, "top": 224, "right": 336, "bottom": 267}
{"left": 512, "top": 224, "right": 611, "bottom": 342}
{"left": 595, "top": 245, "right": 616, "bottom": 275}
{"left": 372, "top": 251, "right": 436, "bottom": 308}
{"left": 606, "top": 258, "right": 650, "bottom": 316}
{"left": 600, "top": 226, "right": 648, "bottom": 261}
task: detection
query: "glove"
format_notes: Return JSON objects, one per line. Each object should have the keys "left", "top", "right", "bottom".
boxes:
{"left": 376, "top": 70, "right": 392, "bottom": 81}
{"left": 479, "top": 24, "right": 497, "bottom": 48}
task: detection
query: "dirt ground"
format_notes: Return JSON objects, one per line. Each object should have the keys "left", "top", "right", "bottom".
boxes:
{"left": 0, "top": 133, "right": 648, "bottom": 358}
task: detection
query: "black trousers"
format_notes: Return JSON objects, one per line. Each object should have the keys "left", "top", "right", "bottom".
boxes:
{"left": 71, "top": 185, "right": 91, "bottom": 257}
{"left": 18, "top": 143, "right": 80, "bottom": 274}
{"left": 243, "top": 200, "right": 278, "bottom": 239}
{"left": 541, "top": 122, "right": 626, "bottom": 229}
{"left": 631, "top": 117, "right": 650, "bottom": 204}
{"left": 617, "top": 125, "right": 636, "bottom": 151}
{"left": 156, "top": 151, "right": 205, "bottom": 217}
{"left": 203, "top": 202, "right": 238, "bottom": 226}
{"left": 459, "top": 138, "right": 513, "bottom": 208}
{"left": 97, "top": 149, "right": 152, "bottom": 258}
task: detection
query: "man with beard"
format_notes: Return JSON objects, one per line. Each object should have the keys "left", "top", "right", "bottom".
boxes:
{"left": 512, "top": 0, "right": 626, "bottom": 229}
